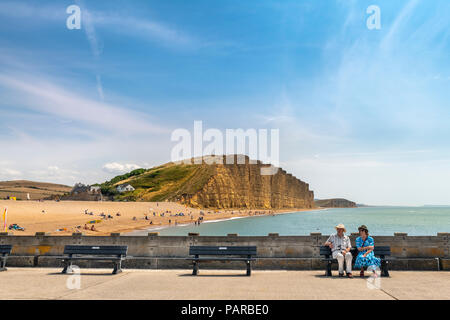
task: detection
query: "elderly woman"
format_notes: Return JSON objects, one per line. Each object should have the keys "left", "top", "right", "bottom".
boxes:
{"left": 354, "top": 225, "right": 381, "bottom": 277}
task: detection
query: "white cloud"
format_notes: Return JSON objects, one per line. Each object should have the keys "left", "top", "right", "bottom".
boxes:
{"left": 47, "top": 166, "right": 60, "bottom": 175}
{"left": 102, "top": 162, "right": 141, "bottom": 174}
{"left": 0, "top": 168, "right": 22, "bottom": 180}
{"left": 28, "top": 166, "right": 80, "bottom": 184}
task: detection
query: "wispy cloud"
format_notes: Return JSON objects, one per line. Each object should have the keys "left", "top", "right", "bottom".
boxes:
{"left": 380, "top": 0, "right": 420, "bottom": 51}
{"left": 80, "top": 5, "right": 102, "bottom": 58}
{"left": 92, "top": 13, "right": 197, "bottom": 48}
{"left": 96, "top": 75, "right": 104, "bottom": 101}
{"left": 102, "top": 162, "right": 141, "bottom": 174}
{"left": 0, "top": 1, "right": 199, "bottom": 49}
{"left": 0, "top": 72, "right": 166, "bottom": 135}
{"left": 0, "top": 168, "right": 22, "bottom": 180}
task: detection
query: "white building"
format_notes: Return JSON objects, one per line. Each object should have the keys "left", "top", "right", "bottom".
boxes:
{"left": 116, "top": 184, "right": 135, "bottom": 193}
{"left": 90, "top": 186, "right": 101, "bottom": 193}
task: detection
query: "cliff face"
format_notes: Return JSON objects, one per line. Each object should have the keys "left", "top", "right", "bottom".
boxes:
{"left": 314, "top": 198, "right": 356, "bottom": 208}
{"left": 182, "top": 156, "right": 314, "bottom": 209}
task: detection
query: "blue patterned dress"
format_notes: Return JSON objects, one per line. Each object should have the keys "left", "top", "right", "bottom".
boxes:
{"left": 354, "top": 236, "right": 381, "bottom": 269}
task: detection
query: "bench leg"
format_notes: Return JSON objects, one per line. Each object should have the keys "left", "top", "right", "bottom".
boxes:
{"left": 325, "top": 261, "right": 332, "bottom": 277}
{"left": 112, "top": 260, "right": 122, "bottom": 274}
{"left": 381, "top": 260, "right": 389, "bottom": 277}
{"left": 246, "top": 261, "right": 251, "bottom": 276}
{"left": 192, "top": 261, "right": 199, "bottom": 276}
{"left": 62, "top": 259, "right": 72, "bottom": 274}
{"left": 0, "top": 256, "right": 6, "bottom": 272}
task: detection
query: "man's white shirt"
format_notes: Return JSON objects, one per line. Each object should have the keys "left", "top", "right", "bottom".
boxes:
{"left": 326, "top": 233, "right": 351, "bottom": 253}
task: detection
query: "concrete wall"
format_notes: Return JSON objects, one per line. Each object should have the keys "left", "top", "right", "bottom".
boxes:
{"left": 0, "top": 232, "right": 449, "bottom": 271}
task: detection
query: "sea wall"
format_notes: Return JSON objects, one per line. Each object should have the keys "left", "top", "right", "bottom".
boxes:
{"left": 0, "top": 232, "right": 449, "bottom": 271}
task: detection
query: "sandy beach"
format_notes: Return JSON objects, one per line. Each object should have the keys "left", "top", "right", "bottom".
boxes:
{"left": 0, "top": 200, "right": 315, "bottom": 236}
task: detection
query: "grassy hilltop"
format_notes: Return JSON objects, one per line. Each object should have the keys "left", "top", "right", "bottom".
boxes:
{"left": 0, "top": 180, "right": 71, "bottom": 200}
{"left": 99, "top": 162, "right": 215, "bottom": 202}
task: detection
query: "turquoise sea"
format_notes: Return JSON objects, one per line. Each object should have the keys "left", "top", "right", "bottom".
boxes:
{"left": 138, "top": 206, "right": 450, "bottom": 236}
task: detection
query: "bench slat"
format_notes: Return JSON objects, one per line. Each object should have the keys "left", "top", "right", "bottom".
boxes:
{"left": 374, "top": 246, "right": 391, "bottom": 255}
{"left": 320, "top": 246, "right": 391, "bottom": 257}
{"left": 63, "top": 257, "right": 124, "bottom": 261}
{"left": 0, "top": 245, "right": 12, "bottom": 254}
{"left": 189, "top": 246, "right": 256, "bottom": 256}
{"left": 189, "top": 257, "right": 256, "bottom": 261}
{"left": 64, "top": 245, "right": 127, "bottom": 255}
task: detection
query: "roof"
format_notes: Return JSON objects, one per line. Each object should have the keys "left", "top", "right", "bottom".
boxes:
{"left": 117, "top": 183, "right": 133, "bottom": 188}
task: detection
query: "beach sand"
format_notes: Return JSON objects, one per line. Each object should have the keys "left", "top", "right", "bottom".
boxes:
{"left": 0, "top": 200, "right": 315, "bottom": 236}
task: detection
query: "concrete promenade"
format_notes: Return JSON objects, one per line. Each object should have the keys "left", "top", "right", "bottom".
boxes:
{"left": 0, "top": 268, "right": 449, "bottom": 300}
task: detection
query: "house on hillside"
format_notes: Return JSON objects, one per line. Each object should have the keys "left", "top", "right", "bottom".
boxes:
{"left": 72, "top": 183, "right": 101, "bottom": 195}
{"left": 71, "top": 183, "right": 89, "bottom": 195}
{"left": 65, "top": 183, "right": 104, "bottom": 201}
{"left": 116, "top": 184, "right": 135, "bottom": 193}
{"left": 90, "top": 186, "right": 101, "bottom": 193}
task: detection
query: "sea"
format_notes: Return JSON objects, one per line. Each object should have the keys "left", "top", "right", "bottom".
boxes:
{"left": 132, "top": 206, "right": 450, "bottom": 236}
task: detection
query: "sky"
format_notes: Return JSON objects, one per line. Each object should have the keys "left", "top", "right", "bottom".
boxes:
{"left": 0, "top": 0, "right": 449, "bottom": 206}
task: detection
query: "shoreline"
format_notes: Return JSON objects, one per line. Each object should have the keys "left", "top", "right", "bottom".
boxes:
{"left": 127, "top": 207, "right": 329, "bottom": 235}
{"left": 0, "top": 199, "right": 322, "bottom": 236}
{"left": 122, "top": 207, "right": 325, "bottom": 235}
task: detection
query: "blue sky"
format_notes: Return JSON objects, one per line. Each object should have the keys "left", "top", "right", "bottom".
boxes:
{"left": 0, "top": 0, "right": 449, "bottom": 205}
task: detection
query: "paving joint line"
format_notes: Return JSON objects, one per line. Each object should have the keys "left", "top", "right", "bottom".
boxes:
{"left": 53, "top": 271, "right": 131, "bottom": 300}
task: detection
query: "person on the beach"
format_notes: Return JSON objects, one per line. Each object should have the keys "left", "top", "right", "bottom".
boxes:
{"left": 354, "top": 225, "right": 381, "bottom": 277}
{"left": 324, "top": 224, "right": 353, "bottom": 278}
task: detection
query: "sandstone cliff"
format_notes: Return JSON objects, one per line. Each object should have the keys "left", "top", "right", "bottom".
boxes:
{"left": 185, "top": 156, "right": 314, "bottom": 209}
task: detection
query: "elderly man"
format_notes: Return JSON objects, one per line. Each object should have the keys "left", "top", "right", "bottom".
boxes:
{"left": 324, "top": 224, "right": 353, "bottom": 278}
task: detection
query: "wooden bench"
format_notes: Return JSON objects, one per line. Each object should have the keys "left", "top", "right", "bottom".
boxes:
{"left": 61, "top": 245, "right": 128, "bottom": 274}
{"left": 0, "top": 245, "right": 12, "bottom": 272}
{"left": 188, "top": 246, "right": 257, "bottom": 276}
{"left": 320, "top": 246, "right": 391, "bottom": 277}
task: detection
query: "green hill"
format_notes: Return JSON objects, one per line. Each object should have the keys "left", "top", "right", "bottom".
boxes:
{"left": 314, "top": 198, "right": 356, "bottom": 208}
{"left": 0, "top": 180, "right": 71, "bottom": 200}
{"left": 99, "top": 161, "right": 215, "bottom": 202}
